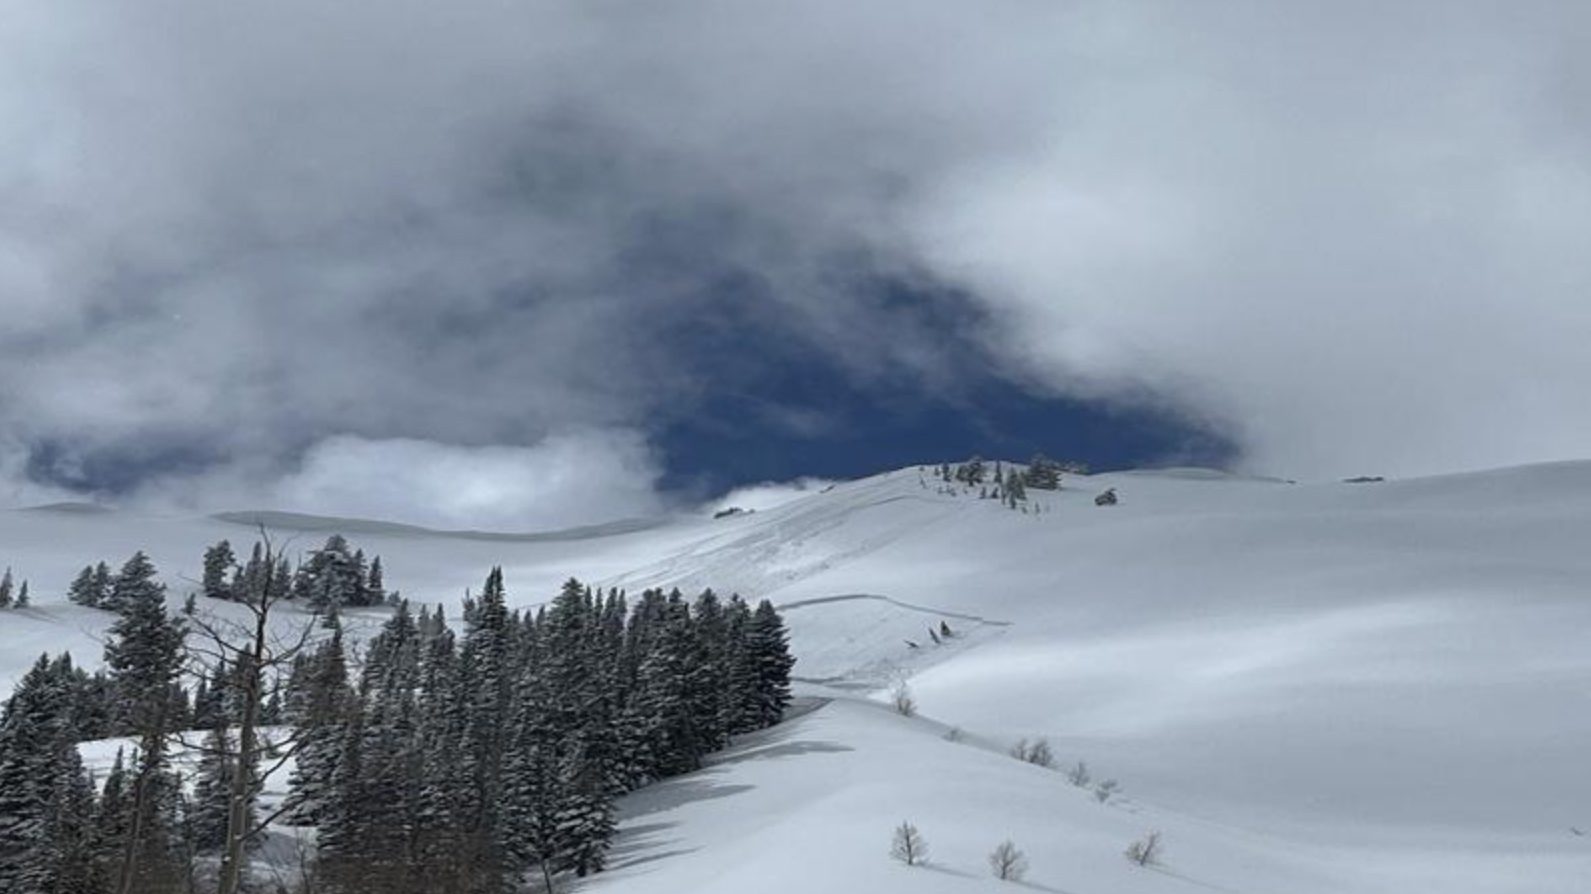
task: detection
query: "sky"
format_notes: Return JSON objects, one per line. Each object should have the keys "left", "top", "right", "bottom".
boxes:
{"left": 2, "top": 1, "right": 1588, "bottom": 529}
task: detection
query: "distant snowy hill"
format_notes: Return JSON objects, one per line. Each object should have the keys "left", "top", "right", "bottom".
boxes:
{"left": 4, "top": 462, "right": 1589, "bottom": 892}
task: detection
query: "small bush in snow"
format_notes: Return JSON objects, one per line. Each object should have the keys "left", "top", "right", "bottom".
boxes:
{"left": 988, "top": 840, "right": 1028, "bottom": 881}
{"left": 1066, "top": 760, "right": 1092, "bottom": 787}
{"left": 891, "top": 680, "right": 917, "bottom": 717}
{"left": 1125, "top": 831, "right": 1162, "bottom": 867}
{"left": 1009, "top": 738, "right": 1055, "bottom": 768}
{"left": 1093, "top": 778, "right": 1120, "bottom": 803}
{"left": 890, "top": 821, "right": 928, "bottom": 866}
{"left": 944, "top": 727, "right": 964, "bottom": 743}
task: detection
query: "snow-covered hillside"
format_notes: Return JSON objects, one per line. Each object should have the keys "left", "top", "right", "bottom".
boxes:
{"left": 4, "top": 462, "right": 1590, "bottom": 892}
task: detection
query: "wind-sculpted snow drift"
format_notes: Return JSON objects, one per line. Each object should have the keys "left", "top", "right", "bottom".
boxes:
{"left": 3, "top": 461, "right": 1589, "bottom": 892}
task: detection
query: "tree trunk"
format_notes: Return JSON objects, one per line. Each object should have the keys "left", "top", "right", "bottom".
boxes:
{"left": 217, "top": 561, "right": 273, "bottom": 894}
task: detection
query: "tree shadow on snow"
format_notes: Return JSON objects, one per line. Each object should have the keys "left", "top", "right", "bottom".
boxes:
{"left": 1016, "top": 879, "right": 1083, "bottom": 894}
{"left": 923, "top": 863, "right": 1079, "bottom": 894}
{"left": 618, "top": 771, "right": 756, "bottom": 821}
{"left": 600, "top": 819, "right": 701, "bottom": 878}
{"left": 711, "top": 738, "right": 854, "bottom": 765}
{"left": 705, "top": 713, "right": 853, "bottom": 768}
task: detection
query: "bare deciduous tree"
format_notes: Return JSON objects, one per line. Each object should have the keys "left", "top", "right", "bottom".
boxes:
{"left": 890, "top": 679, "right": 916, "bottom": 717}
{"left": 1125, "top": 830, "right": 1162, "bottom": 867}
{"left": 890, "top": 821, "right": 928, "bottom": 866}
{"left": 1093, "top": 778, "right": 1120, "bottom": 803}
{"left": 179, "top": 527, "right": 321, "bottom": 894}
{"left": 1010, "top": 737, "right": 1054, "bottom": 768}
{"left": 988, "top": 840, "right": 1027, "bottom": 881}
{"left": 1066, "top": 760, "right": 1091, "bottom": 787}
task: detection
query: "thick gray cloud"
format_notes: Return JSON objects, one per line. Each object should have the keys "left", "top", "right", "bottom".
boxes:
{"left": 1, "top": 1, "right": 1588, "bottom": 524}
{"left": 911, "top": 2, "right": 1591, "bottom": 477}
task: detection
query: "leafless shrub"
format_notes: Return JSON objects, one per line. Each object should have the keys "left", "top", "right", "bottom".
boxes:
{"left": 1125, "top": 831, "right": 1162, "bottom": 867}
{"left": 988, "top": 840, "right": 1028, "bottom": 881}
{"left": 1066, "top": 760, "right": 1091, "bottom": 787}
{"left": 1009, "top": 738, "right": 1055, "bottom": 768}
{"left": 890, "top": 821, "right": 928, "bottom": 866}
{"left": 1093, "top": 779, "right": 1120, "bottom": 803}
{"left": 891, "top": 679, "right": 917, "bottom": 717}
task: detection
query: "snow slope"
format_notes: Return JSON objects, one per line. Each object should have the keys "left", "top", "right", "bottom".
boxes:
{"left": 5, "top": 461, "right": 1591, "bottom": 892}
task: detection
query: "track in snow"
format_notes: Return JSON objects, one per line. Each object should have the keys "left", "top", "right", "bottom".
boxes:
{"left": 775, "top": 592, "right": 1011, "bottom": 626}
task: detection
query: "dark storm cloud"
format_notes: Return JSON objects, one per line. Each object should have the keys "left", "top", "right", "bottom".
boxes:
{"left": 1, "top": 1, "right": 1588, "bottom": 524}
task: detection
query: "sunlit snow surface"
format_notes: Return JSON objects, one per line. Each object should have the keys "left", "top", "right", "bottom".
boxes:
{"left": 6, "top": 462, "right": 1591, "bottom": 892}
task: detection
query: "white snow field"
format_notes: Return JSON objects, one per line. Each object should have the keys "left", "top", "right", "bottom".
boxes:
{"left": 4, "top": 461, "right": 1590, "bottom": 892}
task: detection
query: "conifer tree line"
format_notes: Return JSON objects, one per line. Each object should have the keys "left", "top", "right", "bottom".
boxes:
{"left": 933, "top": 453, "right": 1080, "bottom": 493}
{"left": 1, "top": 538, "right": 795, "bottom": 894}
{"left": 67, "top": 535, "right": 392, "bottom": 613}
{"left": 288, "top": 571, "right": 795, "bottom": 893}
{"left": 2, "top": 549, "right": 190, "bottom": 894}
{"left": 926, "top": 454, "right": 1086, "bottom": 512}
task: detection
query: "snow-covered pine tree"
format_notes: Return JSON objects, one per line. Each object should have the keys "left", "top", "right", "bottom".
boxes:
{"left": 101, "top": 551, "right": 187, "bottom": 894}
{"left": 748, "top": 599, "right": 796, "bottom": 728}
{"left": 189, "top": 726, "right": 243, "bottom": 853}
{"left": 1024, "top": 452, "right": 1062, "bottom": 490}
{"left": 632, "top": 592, "right": 711, "bottom": 777}
{"left": 366, "top": 555, "right": 386, "bottom": 606}
{"left": 413, "top": 607, "right": 466, "bottom": 890}
{"left": 690, "top": 589, "right": 732, "bottom": 751}
{"left": 451, "top": 566, "right": 516, "bottom": 889}
{"left": 92, "top": 562, "right": 114, "bottom": 606}
{"left": 201, "top": 540, "right": 236, "bottom": 601}
{"left": 67, "top": 565, "right": 100, "bottom": 608}
{"left": 0, "top": 645, "right": 98, "bottom": 890}
{"left": 95, "top": 748, "right": 131, "bottom": 872}
{"left": 552, "top": 736, "right": 617, "bottom": 877}
{"left": 295, "top": 535, "right": 365, "bottom": 609}
{"left": 14, "top": 580, "right": 27, "bottom": 608}
{"left": 106, "top": 551, "right": 163, "bottom": 616}
{"left": 0, "top": 566, "right": 13, "bottom": 608}
{"left": 45, "top": 740, "right": 100, "bottom": 894}
{"left": 1006, "top": 469, "right": 1027, "bottom": 507}
{"left": 349, "top": 604, "right": 423, "bottom": 881}
{"left": 502, "top": 697, "right": 564, "bottom": 894}
{"left": 721, "top": 595, "right": 761, "bottom": 736}
{"left": 281, "top": 619, "right": 352, "bottom": 826}
{"left": 314, "top": 711, "right": 369, "bottom": 883}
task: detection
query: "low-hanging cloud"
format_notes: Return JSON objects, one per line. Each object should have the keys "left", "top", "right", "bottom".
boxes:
{"left": 2, "top": 1, "right": 1589, "bottom": 522}
{"left": 115, "top": 430, "right": 667, "bottom": 531}
{"left": 262, "top": 431, "right": 665, "bottom": 531}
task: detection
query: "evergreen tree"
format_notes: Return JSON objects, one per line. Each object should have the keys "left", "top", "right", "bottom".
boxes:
{"left": 295, "top": 535, "right": 367, "bottom": 609}
{"left": 67, "top": 565, "right": 100, "bottom": 608}
{"left": 281, "top": 620, "right": 352, "bottom": 826}
{"left": 201, "top": 540, "right": 236, "bottom": 601}
{"left": 1005, "top": 469, "right": 1027, "bottom": 507}
{"left": 632, "top": 593, "right": 710, "bottom": 777}
{"left": 451, "top": 567, "right": 515, "bottom": 890}
{"left": 92, "top": 562, "right": 114, "bottom": 607}
{"left": 101, "top": 552, "right": 186, "bottom": 894}
{"left": 0, "top": 654, "right": 101, "bottom": 894}
{"left": 956, "top": 455, "right": 987, "bottom": 485}
{"left": 747, "top": 600, "right": 795, "bottom": 728}
{"left": 0, "top": 566, "right": 12, "bottom": 608}
{"left": 14, "top": 580, "right": 28, "bottom": 608}
{"left": 105, "top": 551, "right": 162, "bottom": 616}
{"left": 552, "top": 738, "right": 616, "bottom": 877}
{"left": 1024, "top": 452, "right": 1062, "bottom": 490}
{"left": 366, "top": 555, "right": 386, "bottom": 606}
{"left": 189, "top": 726, "right": 254, "bottom": 854}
